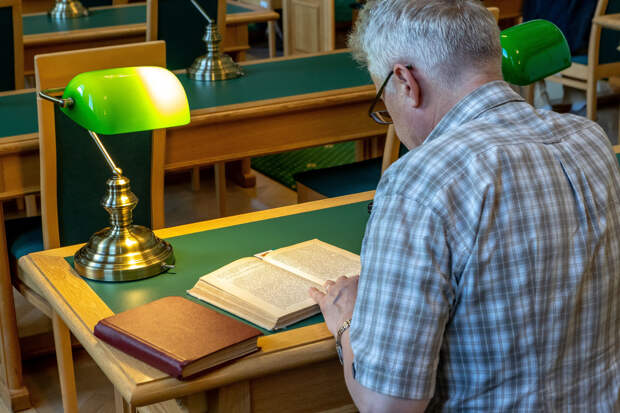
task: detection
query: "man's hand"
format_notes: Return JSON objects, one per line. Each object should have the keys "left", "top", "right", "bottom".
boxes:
{"left": 309, "top": 275, "right": 359, "bottom": 336}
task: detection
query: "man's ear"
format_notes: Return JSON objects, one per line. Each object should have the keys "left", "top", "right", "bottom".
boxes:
{"left": 393, "top": 64, "right": 421, "bottom": 108}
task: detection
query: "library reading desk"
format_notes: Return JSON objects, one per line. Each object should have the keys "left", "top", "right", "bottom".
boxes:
{"left": 0, "top": 50, "right": 387, "bottom": 217}
{"left": 17, "top": 191, "right": 374, "bottom": 413}
{"left": 22, "top": 1, "right": 279, "bottom": 74}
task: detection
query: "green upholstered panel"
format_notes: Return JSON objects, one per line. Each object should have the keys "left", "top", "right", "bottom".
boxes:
{"left": 157, "top": 0, "right": 218, "bottom": 71}
{"left": 0, "top": 92, "right": 37, "bottom": 138}
{"left": 177, "top": 52, "right": 372, "bottom": 110}
{"left": 54, "top": 106, "right": 152, "bottom": 247}
{"left": 0, "top": 6, "right": 15, "bottom": 92}
{"left": 600, "top": 1, "right": 620, "bottom": 65}
{"left": 77, "top": 201, "right": 370, "bottom": 335}
{"left": 335, "top": 0, "right": 353, "bottom": 23}
{"left": 616, "top": 152, "right": 619, "bottom": 167}
{"left": 22, "top": 4, "right": 145, "bottom": 35}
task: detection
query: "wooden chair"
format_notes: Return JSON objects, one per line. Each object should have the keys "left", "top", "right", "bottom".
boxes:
{"left": 547, "top": 0, "right": 620, "bottom": 120}
{"left": 146, "top": 0, "right": 227, "bottom": 71}
{"left": 3, "top": 41, "right": 168, "bottom": 412}
{"left": 147, "top": 0, "right": 228, "bottom": 194}
{"left": 236, "top": 0, "right": 279, "bottom": 58}
{"left": 0, "top": 0, "right": 24, "bottom": 91}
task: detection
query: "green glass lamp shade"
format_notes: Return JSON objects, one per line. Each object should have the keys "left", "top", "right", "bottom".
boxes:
{"left": 59, "top": 66, "right": 190, "bottom": 135}
{"left": 500, "top": 20, "right": 571, "bottom": 86}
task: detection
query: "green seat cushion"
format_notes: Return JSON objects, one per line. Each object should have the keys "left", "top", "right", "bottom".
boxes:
{"left": 571, "top": 54, "right": 588, "bottom": 65}
{"left": 5, "top": 217, "right": 43, "bottom": 259}
{"left": 616, "top": 152, "right": 619, "bottom": 167}
{"left": 295, "top": 157, "right": 383, "bottom": 197}
{"left": 54, "top": 107, "right": 152, "bottom": 247}
{"left": 0, "top": 6, "right": 15, "bottom": 92}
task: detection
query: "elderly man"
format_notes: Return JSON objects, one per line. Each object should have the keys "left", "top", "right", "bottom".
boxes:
{"left": 309, "top": 0, "right": 620, "bottom": 411}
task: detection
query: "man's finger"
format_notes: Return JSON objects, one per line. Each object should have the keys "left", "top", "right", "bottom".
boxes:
{"left": 308, "top": 287, "right": 325, "bottom": 303}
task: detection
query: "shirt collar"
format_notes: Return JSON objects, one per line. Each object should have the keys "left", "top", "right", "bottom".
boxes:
{"left": 424, "top": 80, "right": 525, "bottom": 144}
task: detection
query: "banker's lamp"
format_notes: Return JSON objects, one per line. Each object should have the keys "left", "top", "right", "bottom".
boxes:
{"left": 39, "top": 66, "right": 190, "bottom": 282}
{"left": 49, "top": 0, "right": 89, "bottom": 19}
{"left": 187, "top": 0, "right": 244, "bottom": 81}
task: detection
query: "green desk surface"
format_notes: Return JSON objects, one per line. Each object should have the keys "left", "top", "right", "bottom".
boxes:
{"left": 23, "top": 3, "right": 262, "bottom": 36}
{"left": 73, "top": 200, "right": 370, "bottom": 335}
{"left": 0, "top": 52, "right": 369, "bottom": 138}
{"left": 0, "top": 92, "right": 38, "bottom": 138}
{"left": 178, "top": 52, "right": 372, "bottom": 110}
{"left": 23, "top": 4, "right": 145, "bottom": 36}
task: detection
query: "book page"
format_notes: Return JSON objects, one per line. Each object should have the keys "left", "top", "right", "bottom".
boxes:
{"left": 263, "top": 239, "right": 361, "bottom": 285}
{"left": 199, "top": 257, "right": 319, "bottom": 317}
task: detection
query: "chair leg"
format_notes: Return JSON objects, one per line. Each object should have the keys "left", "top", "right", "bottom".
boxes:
{"left": 268, "top": 21, "right": 276, "bottom": 58}
{"left": 0, "top": 201, "right": 31, "bottom": 410}
{"left": 586, "top": 77, "right": 598, "bottom": 120}
{"left": 52, "top": 312, "right": 78, "bottom": 413}
{"left": 191, "top": 167, "right": 201, "bottom": 192}
{"left": 215, "top": 163, "right": 227, "bottom": 218}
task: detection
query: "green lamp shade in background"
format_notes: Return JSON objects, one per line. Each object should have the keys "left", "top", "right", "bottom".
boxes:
{"left": 501, "top": 20, "right": 572, "bottom": 86}
{"left": 60, "top": 66, "right": 190, "bottom": 134}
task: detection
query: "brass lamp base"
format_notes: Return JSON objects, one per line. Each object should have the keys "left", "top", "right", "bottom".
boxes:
{"left": 49, "top": 0, "right": 88, "bottom": 19}
{"left": 188, "top": 21, "right": 244, "bottom": 82}
{"left": 74, "top": 225, "right": 174, "bottom": 282}
{"left": 73, "top": 168, "right": 173, "bottom": 282}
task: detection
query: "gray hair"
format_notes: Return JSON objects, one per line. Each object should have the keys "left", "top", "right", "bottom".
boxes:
{"left": 349, "top": 0, "right": 501, "bottom": 86}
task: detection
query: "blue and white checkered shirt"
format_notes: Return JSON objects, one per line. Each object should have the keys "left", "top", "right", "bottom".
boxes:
{"left": 350, "top": 81, "right": 620, "bottom": 411}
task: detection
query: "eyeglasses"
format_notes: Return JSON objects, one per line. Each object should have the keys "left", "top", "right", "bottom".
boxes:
{"left": 368, "top": 65, "right": 413, "bottom": 125}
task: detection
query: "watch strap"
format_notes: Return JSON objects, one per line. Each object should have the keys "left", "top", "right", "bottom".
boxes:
{"left": 336, "top": 318, "right": 352, "bottom": 365}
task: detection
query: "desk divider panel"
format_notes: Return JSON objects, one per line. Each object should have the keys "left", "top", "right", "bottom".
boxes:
{"left": 68, "top": 201, "right": 371, "bottom": 335}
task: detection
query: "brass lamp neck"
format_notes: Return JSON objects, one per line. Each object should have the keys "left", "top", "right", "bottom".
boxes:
{"left": 88, "top": 131, "right": 123, "bottom": 176}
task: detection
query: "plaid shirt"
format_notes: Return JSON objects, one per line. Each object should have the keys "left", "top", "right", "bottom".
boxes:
{"left": 350, "top": 81, "right": 620, "bottom": 411}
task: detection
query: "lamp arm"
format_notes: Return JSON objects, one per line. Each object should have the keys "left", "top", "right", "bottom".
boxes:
{"left": 189, "top": 0, "right": 213, "bottom": 24}
{"left": 88, "top": 131, "right": 123, "bottom": 176}
{"left": 38, "top": 90, "right": 74, "bottom": 108}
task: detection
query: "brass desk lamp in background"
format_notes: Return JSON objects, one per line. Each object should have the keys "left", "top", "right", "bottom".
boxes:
{"left": 39, "top": 66, "right": 190, "bottom": 282}
{"left": 49, "top": 0, "right": 89, "bottom": 19}
{"left": 187, "top": 0, "right": 244, "bottom": 81}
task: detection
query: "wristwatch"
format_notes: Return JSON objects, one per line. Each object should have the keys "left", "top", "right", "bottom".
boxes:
{"left": 336, "top": 318, "right": 352, "bottom": 365}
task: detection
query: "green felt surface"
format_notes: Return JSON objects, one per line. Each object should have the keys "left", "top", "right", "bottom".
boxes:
{"left": 22, "top": 4, "right": 145, "bottom": 35}
{"left": 0, "top": 7, "right": 15, "bottom": 92}
{"left": 74, "top": 201, "right": 370, "bottom": 335}
{"left": 227, "top": 3, "right": 250, "bottom": 13}
{"left": 0, "top": 53, "right": 368, "bottom": 139}
{"left": 178, "top": 52, "right": 372, "bottom": 110}
{"left": 0, "top": 92, "right": 37, "bottom": 138}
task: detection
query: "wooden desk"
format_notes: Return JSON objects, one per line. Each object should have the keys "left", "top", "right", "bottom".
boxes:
{"left": 17, "top": 191, "right": 373, "bottom": 412}
{"left": 0, "top": 51, "right": 386, "bottom": 216}
{"left": 22, "top": 2, "right": 279, "bottom": 74}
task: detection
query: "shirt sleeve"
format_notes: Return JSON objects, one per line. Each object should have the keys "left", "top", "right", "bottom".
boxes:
{"left": 349, "top": 193, "right": 455, "bottom": 400}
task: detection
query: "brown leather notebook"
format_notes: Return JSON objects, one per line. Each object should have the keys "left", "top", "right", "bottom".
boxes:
{"left": 94, "top": 296, "right": 262, "bottom": 380}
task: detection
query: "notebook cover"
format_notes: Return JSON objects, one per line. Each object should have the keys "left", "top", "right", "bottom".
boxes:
{"left": 94, "top": 296, "right": 262, "bottom": 379}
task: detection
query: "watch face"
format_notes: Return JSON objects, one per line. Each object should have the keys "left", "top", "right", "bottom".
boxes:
{"left": 337, "top": 345, "right": 344, "bottom": 365}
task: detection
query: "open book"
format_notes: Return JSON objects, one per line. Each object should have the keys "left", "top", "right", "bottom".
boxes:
{"left": 187, "top": 239, "right": 361, "bottom": 330}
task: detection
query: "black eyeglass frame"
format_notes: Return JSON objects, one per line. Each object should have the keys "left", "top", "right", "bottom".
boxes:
{"left": 368, "top": 65, "right": 413, "bottom": 125}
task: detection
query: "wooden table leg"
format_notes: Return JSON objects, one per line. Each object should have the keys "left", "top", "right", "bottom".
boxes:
{"left": 115, "top": 389, "right": 137, "bottom": 413}
{"left": 52, "top": 312, "right": 78, "bottom": 413}
{"left": 207, "top": 381, "right": 251, "bottom": 413}
{"left": 191, "top": 167, "right": 201, "bottom": 192}
{"left": 214, "top": 163, "right": 227, "bottom": 218}
{"left": 0, "top": 201, "right": 31, "bottom": 410}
